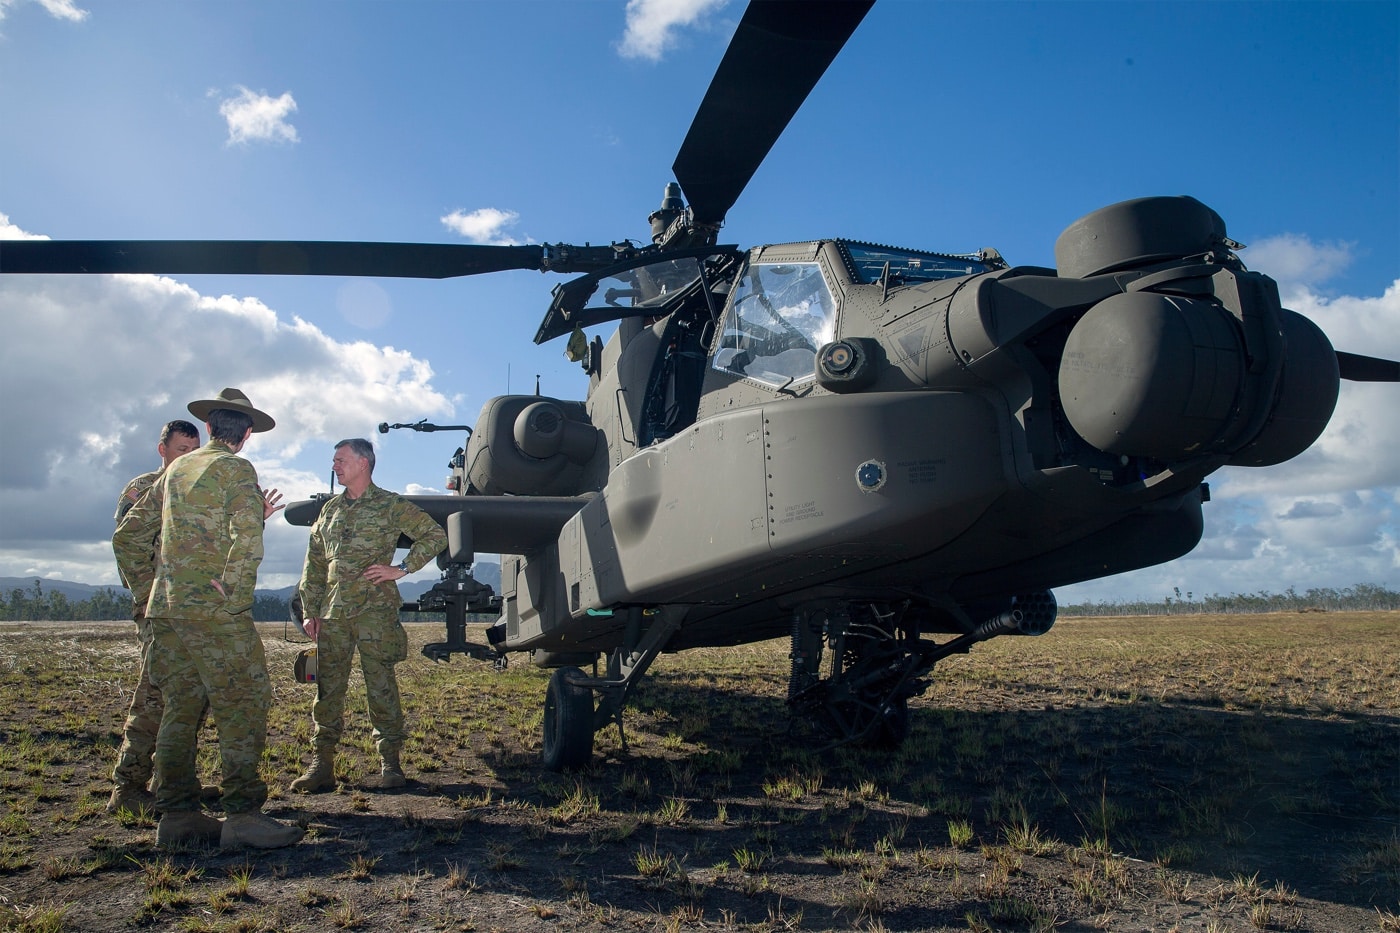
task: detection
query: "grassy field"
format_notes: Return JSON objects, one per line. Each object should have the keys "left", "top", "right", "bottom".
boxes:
{"left": 0, "top": 611, "right": 1396, "bottom": 932}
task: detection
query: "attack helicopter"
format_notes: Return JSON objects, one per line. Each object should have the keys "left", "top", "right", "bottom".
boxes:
{"left": 4, "top": 0, "right": 1397, "bottom": 771}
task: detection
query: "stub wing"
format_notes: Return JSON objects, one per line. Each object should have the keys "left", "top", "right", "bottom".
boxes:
{"left": 283, "top": 494, "right": 592, "bottom": 555}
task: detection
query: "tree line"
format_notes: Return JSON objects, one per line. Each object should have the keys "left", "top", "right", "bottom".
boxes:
{"left": 0, "top": 580, "right": 291, "bottom": 623}
{"left": 1060, "top": 583, "right": 1400, "bottom": 616}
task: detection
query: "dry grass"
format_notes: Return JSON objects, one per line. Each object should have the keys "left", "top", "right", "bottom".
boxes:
{"left": 0, "top": 611, "right": 1395, "bottom": 931}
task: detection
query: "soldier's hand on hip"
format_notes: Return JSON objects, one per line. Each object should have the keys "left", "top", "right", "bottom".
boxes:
{"left": 362, "top": 563, "right": 407, "bottom": 584}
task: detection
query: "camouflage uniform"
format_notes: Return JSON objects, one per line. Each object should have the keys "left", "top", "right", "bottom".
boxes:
{"left": 298, "top": 483, "right": 446, "bottom": 761}
{"left": 113, "top": 440, "right": 270, "bottom": 816}
{"left": 109, "top": 471, "right": 164, "bottom": 794}
{"left": 116, "top": 470, "right": 161, "bottom": 524}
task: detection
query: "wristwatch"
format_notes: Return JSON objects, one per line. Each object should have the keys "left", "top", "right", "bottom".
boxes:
{"left": 396, "top": 560, "right": 409, "bottom": 573}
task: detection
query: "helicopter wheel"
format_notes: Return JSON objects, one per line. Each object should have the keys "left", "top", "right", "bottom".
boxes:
{"left": 541, "top": 666, "right": 594, "bottom": 771}
{"left": 863, "top": 695, "right": 910, "bottom": 749}
{"left": 822, "top": 692, "right": 911, "bottom": 749}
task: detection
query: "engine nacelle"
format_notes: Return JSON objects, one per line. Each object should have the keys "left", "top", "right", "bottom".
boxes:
{"left": 1059, "top": 290, "right": 1245, "bottom": 460}
{"left": 1226, "top": 308, "right": 1339, "bottom": 467}
{"left": 1059, "top": 295, "right": 1338, "bottom": 466}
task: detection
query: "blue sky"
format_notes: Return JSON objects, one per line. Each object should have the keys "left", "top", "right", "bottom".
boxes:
{"left": 1, "top": 0, "right": 1396, "bottom": 605}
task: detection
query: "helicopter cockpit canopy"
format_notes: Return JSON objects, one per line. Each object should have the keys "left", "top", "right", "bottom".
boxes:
{"left": 534, "top": 245, "right": 741, "bottom": 345}
{"left": 837, "top": 242, "right": 1004, "bottom": 285}
{"left": 712, "top": 243, "right": 1000, "bottom": 389}
{"left": 714, "top": 261, "right": 839, "bottom": 387}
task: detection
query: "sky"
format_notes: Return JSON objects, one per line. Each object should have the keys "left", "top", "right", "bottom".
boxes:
{"left": 0, "top": 0, "right": 1396, "bottom": 606}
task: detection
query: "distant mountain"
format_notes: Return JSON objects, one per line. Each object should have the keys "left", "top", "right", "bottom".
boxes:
{"left": 0, "top": 577, "right": 134, "bottom": 602}
{"left": 2, "top": 560, "right": 502, "bottom": 605}
{"left": 467, "top": 560, "right": 501, "bottom": 591}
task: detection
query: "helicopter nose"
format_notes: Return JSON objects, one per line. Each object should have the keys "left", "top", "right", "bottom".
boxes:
{"left": 1058, "top": 291, "right": 1339, "bottom": 466}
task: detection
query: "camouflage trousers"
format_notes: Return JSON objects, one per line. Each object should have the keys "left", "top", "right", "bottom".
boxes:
{"left": 110, "top": 617, "right": 210, "bottom": 790}
{"left": 309, "top": 610, "right": 408, "bottom": 759}
{"left": 110, "top": 618, "right": 163, "bottom": 789}
{"left": 148, "top": 614, "right": 271, "bottom": 815}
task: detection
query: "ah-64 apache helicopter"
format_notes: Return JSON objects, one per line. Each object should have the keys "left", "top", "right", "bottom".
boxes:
{"left": 4, "top": 1, "right": 1397, "bottom": 770}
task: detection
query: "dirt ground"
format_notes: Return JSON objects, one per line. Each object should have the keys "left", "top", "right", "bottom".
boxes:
{"left": 0, "top": 615, "right": 1396, "bottom": 932}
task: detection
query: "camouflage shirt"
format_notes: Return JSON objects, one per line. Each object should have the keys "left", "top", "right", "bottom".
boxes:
{"left": 113, "top": 468, "right": 162, "bottom": 593}
{"left": 115, "top": 469, "right": 161, "bottom": 523}
{"left": 113, "top": 440, "right": 265, "bottom": 620}
{"left": 299, "top": 482, "right": 446, "bottom": 620}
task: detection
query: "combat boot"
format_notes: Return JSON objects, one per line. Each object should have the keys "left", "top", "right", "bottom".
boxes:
{"left": 156, "top": 810, "right": 222, "bottom": 847}
{"left": 220, "top": 812, "right": 304, "bottom": 850}
{"left": 106, "top": 782, "right": 156, "bottom": 815}
{"left": 377, "top": 749, "right": 407, "bottom": 790}
{"left": 290, "top": 752, "right": 335, "bottom": 794}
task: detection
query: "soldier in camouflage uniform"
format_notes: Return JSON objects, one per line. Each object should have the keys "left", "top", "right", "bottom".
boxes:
{"left": 292, "top": 437, "right": 446, "bottom": 793}
{"left": 107, "top": 419, "right": 202, "bottom": 815}
{"left": 114, "top": 388, "right": 302, "bottom": 850}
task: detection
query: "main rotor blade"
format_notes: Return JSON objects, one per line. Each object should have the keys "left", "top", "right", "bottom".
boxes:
{"left": 673, "top": 0, "right": 874, "bottom": 227}
{"left": 1337, "top": 350, "right": 1400, "bottom": 382}
{"left": 0, "top": 240, "right": 551, "bottom": 278}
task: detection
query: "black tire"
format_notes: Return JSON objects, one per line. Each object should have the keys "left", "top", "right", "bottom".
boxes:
{"left": 863, "top": 696, "right": 910, "bottom": 749}
{"left": 541, "top": 666, "right": 594, "bottom": 771}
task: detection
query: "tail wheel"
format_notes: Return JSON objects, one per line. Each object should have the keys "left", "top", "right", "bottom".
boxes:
{"left": 542, "top": 666, "right": 594, "bottom": 771}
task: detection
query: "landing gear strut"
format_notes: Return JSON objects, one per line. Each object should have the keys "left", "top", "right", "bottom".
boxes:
{"left": 787, "top": 593, "right": 1057, "bottom": 749}
{"left": 538, "top": 606, "right": 683, "bottom": 771}
{"left": 787, "top": 603, "right": 923, "bottom": 749}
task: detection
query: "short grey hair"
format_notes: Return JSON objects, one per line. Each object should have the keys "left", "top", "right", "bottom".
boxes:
{"left": 335, "top": 437, "right": 376, "bottom": 472}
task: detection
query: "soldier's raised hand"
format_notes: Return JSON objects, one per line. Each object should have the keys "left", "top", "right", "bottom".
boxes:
{"left": 261, "top": 487, "right": 285, "bottom": 520}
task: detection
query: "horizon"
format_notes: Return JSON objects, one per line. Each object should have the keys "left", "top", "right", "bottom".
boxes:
{"left": 7, "top": 573, "right": 1396, "bottom": 613}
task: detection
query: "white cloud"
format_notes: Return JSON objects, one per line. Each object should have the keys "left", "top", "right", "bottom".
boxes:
{"left": 37, "top": 0, "right": 85, "bottom": 21}
{"left": 441, "top": 207, "right": 521, "bottom": 245}
{"left": 1244, "top": 233, "right": 1355, "bottom": 290}
{"left": 0, "top": 215, "right": 452, "bottom": 587}
{"left": 1129, "top": 485, "right": 1397, "bottom": 598}
{"left": 1283, "top": 280, "right": 1400, "bottom": 363}
{"left": 0, "top": 214, "right": 46, "bottom": 240}
{"left": 1276, "top": 498, "right": 1344, "bottom": 521}
{"left": 219, "top": 86, "right": 299, "bottom": 146}
{"left": 618, "top": 0, "right": 729, "bottom": 62}
{"left": 0, "top": 0, "right": 88, "bottom": 22}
